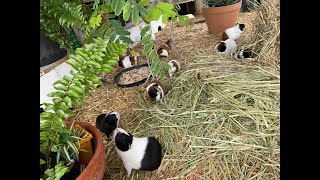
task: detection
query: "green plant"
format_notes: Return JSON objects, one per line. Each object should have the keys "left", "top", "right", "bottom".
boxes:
{"left": 205, "top": 0, "right": 240, "bottom": 7}
{"left": 40, "top": 0, "right": 190, "bottom": 179}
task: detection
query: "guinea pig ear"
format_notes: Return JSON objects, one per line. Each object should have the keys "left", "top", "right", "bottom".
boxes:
{"left": 128, "top": 133, "right": 133, "bottom": 138}
{"left": 96, "top": 114, "right": 107, "bottom": 125}
{"left": 239, "top": 24, "right": 245, "bottom": 31}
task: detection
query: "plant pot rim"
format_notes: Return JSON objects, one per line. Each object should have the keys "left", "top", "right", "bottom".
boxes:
{"left": 202, "top": 0, "right": 242, "bottom": 11}
{"left": 113, "top": 64, "right": 152, "bottom": 88}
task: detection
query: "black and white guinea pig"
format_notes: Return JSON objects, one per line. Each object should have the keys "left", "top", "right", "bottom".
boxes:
{"left": 113, "top": 128, "right": 162, "bottom": 177}
{"left": 215, "top": 39, "right": 237, "bottom": 56}
{"left": 167, "top": 59, "right": 181, "bottom": 78}
{"left": 157, "top": 39, "right": 172, "bottom": 57}
{"left": 222, "top": 23, "right": 245, "bottom": 41}
{"left": 95, "top": 111, "right": 120, "bottom": 137}
{"left": 145, "top": 81, "right": 167, "bottom": 103}
{"left": 118, "top": 55, "right": 138, "bottom": 69}
{"left": 236, "top": 48, "right": 256, "bottom": 59}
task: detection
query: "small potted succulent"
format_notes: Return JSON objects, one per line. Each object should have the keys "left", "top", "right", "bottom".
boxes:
{"left": 202, "top": 0, "right": 242, "bottom": 34}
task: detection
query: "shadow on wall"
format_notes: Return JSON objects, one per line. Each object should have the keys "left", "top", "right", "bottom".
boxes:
{"left": 40, "top": 32, "right": 67, "bottom": 67}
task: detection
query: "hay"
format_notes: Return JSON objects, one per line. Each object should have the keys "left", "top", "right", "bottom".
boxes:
{"left": 250, "top": 0, "right": 280, "bottom": 64}
{"left": 72, "top": 4, "right": 280, "bottom": 179}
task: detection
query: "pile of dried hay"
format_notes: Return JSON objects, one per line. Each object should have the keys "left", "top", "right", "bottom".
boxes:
{"left": 73, "top": 3, "right": 280, "bottom": 178}
{"left": 250, "top": 0, "right": 280, "bottom": 64}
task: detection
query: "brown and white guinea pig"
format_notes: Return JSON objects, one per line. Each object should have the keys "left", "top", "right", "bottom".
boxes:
{"left": 215, "top": 39, "right": 237, "bottom": 56}
{"left": 118, "top": 55, "right": 138, "bottom": 69}
{"left": 112, "top": 128, "right": 162, "bottom": 177}
{"left": 95, "top": 111, "right": 120, "bottom": 137}
{"left": 222, "top": 23, "right": 245, "bottom": 41}
{"left": 167, "top": 59, "right": 181, "bottom": 78}
{"left": 145, "top": 81, "right": 167, "bottom": 103}
{"left": 157, "top": 39, "right": 172, "bottom": 57}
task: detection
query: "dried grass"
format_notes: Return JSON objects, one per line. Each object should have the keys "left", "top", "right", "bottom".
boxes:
{"left": 72, "top": 3, "right": 280, "bottom": 179}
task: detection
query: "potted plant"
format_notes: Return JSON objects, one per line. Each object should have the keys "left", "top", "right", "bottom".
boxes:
{"left": 202, "top": 0, "right": 242, "bottom": 34}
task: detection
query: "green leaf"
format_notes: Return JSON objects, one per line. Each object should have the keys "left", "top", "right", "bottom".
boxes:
{"left": 54, "top": 85, "right": 68, "bottom": 91}
{"left": 162, "top": 61, "right": 173, "bottom": 69}
{"left": 139, "top": 0, "right": 151, "bottom": 6}
{"left": 148, "top": 8, "right": 161, "bottom": 21}
{"left": 70, "top": 85, "right": 85, "bottom": 94}
{"left": 40, "top": 159, "right": 46, "bottom": 165}
{"left": 123, "top": 0, "right": 131, "bottom": 21}
{"left": 132, "top": 4, "right": 139, "bottom": 25}
{"left": 150, "top": 58, "right": 160, "bottom": 70}
{"left": 53, "top": 79, "right": 69, "bottom": 86}
{"left": 140, "top": 25, "right": 150, "bottom": 37}
{"left": 56, "top": 109, "right": 65, "bottom": 117}
{"left": 86, "top": 60, "right": 102, "bottom": 68}
{"left": 156, "top": 2, "right": 174, "bottom": 12}
{"left": 44, "top": 104, "right": 55, "bottom": 111}
{"left": 74, "top": 74, "right": 86, "bottom": 80}
{"left": 66, "top": 59, "right": 79, "bottom": 70}
{"left": 162, "top": 13, "right": 168, "bottom": 24}
{"left": 136, "top": 3, "right": 148, "bottom": 16}
{"left": 63, "top": 96, "right": 73, "bottom": 108}
{"left": 148, "top": 49, "right": 157, "bottom": 60}
{"left": 142, "top": 41, "right": 154, "bottom": 55}
{"left": 59, "top": 102, "right": 69, "bottom": 110}
{"left": 47, "top": 91, "right": 65, "bottom": 98}
{"left": 153, "top": 64, "right": 161, "bottom": 75}
{"left": 67, "top": 89, "right": 81, "bottom": 99}
{"left": 113, "top": 0, "right": 125, "bottom": 16}
{"left": 140, "top": 34, "right": 152, "bottom": 45}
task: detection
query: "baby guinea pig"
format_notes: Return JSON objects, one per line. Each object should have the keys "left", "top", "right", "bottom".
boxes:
{"left": 215, "top": 39, "right": 237, "bottom": 57}
{"left": 95, "top": 111, "right": 120, "bottom": 137}
{"left": 145, "top": 81, "right": 167, "bottom": 103}
{"left": 118, "top": 55, "right": 138, "bottom": 69}
{"left": 167, "top": 59, "right": 181, "bottom": 78}
{"left": 222, "top": 23, "right": 245, "bottom": 41}
{"left": 113, "top": 128, "right": 162, "bottom": 177}
{"left": 157, "top": 39, "right": 172, "bottom": 57}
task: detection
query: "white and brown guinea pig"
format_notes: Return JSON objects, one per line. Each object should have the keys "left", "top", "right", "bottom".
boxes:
{"left": 145, "top": 81, "right": 167, "bottom": 103}
{"left": 236, "top": 48, "right": 256, "bottom": 59}
{"left": 118, "top": 55, "right": 138, "bottom": 69}
{"left": 215, "top": 39, "right": 237, "bottom": 56}
{"left": 95, "top": 112, "right": 120, "bottom": 137}
{"left": 157, "top": 39, "right": 172, "bottom": 57}
{"left": 222, "top": 23, "right": 245, "bottom": 41}
{"left": 112, "top": 128, "right": 162, "bottom": 177}
{"left": 167, "top": 59, "right": 181, "bottom": 78}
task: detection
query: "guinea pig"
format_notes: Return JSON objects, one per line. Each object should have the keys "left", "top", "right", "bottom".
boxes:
{"left": 157, "top": 39, "right": 172, "bottom": 57}
{"left": 112, "top": 128, "right": 162, "bottom": 177}
{"left": 215, "top": 39, "right": 237, "bottom": 56}
{"left": 167, "top": 59, "right": 181, "bottom": 78}
{"left": 222, "top": 23, "right": 245, "bottom": 41}
{"left": 118, "top": 55, "right": 138, "bottom": 69}
{"left": 145, "top": 81, "right": 167, "bottom": 103}
{"left": 95, "top": 111, "right": 120, "bottom": 137}
{"left": 236, "top": 48, "right": 256, "bottom": 59}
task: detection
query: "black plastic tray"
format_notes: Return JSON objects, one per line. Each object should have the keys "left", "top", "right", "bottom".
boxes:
{"left": 114, "top": 64, "right": 152, "bottom": 88}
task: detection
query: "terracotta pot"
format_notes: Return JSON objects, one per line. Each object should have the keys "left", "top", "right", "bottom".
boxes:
{"left": 202, "top": 0, "right": 242, "bottom": 34}
{"left": 74, "top": 125, "right": 94, "bottom": 165}
{"left": 66, "top": 121, "right": 105, "bottom": 180}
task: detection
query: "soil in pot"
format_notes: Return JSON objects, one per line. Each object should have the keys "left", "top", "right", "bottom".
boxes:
{"left": 202, "top": 0, "right": 242, "bottom": 34}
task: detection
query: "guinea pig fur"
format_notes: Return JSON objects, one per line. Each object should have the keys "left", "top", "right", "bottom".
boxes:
{"left": 118, "top": 55, "right": 138, "bottom": 68}
{"left": 157, "top": 40, "right": 172, "bottom": 57}
{"left": 95, "top": 112, "right": 120, "bottom": 137}
{"left": 113, "top": 128, "right": 162, "bottom": 177}
{"left": 215, "top": 39, "right": 237, "bottom": 56}
{"left": 167, "top": 59, "right": 181, "bottom": 78}
{"left": 222, "top": 23, "right": 245, "bottom": 41}
{"left": 145, "top": 81, "right": 166, "bottom": 103}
